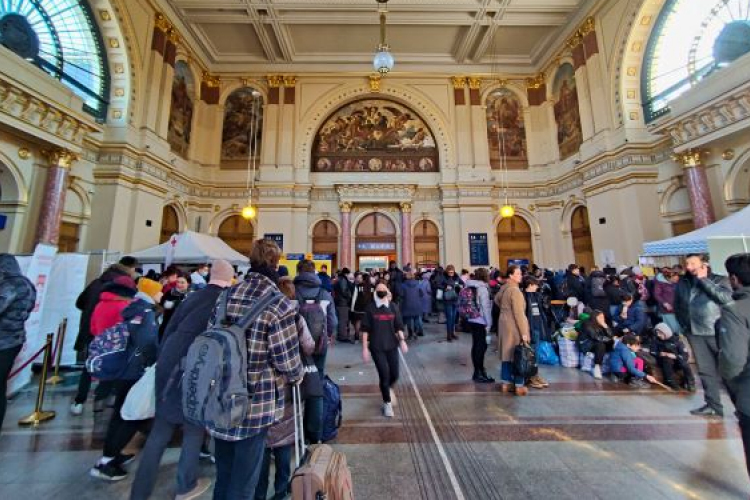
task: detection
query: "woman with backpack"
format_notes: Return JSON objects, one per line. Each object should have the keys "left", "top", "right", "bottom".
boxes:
{"left": 91, "top": 278, "right": 162, "bottom": 482}
{"left": 361, "top": 281, "right": 409, "bottom": 418}
{"left": 463, "top": 268, "right": 494, "bottom": 383}
{"left": 442, "top": 265, "right": 463, "bottom": 342}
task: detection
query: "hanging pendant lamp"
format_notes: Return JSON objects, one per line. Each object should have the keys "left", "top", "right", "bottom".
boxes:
{"left": 242, "top": 90, "right": 262, "bottom": 220}
{"left": 373, "top": 0, "right": 395, "bottom": 75}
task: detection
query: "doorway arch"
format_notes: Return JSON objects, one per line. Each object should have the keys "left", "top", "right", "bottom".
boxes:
{"left": 496, "top": 216, "right": 534, "bottom": 271}
{"left": 355, "top": 212, "right": 397, "bottom": 271}
{"left": 413, "top": 219, "right": 440, "bottom": 268}
{"left": 218, "top": 215, "right": 255, "bottom": 256}
{"left": 571, "top": 206, "right": 595, "bottom": 271}
{"left": 312, "top": 220, "right": 339, "bottom": 270}
{"left": 160, "top": 205, "right": 180, "bottom": 244}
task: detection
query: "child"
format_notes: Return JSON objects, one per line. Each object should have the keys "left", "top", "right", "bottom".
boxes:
{"left": 652, "top": 322, "right": 696, "bottom": 392}
{"left": 609, "top": 334, "right": 657, "bottom": 388}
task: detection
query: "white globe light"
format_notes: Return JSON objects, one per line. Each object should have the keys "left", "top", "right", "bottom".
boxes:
{"left": 241, "top": 204, "right": 257, "bottom": 220}
{"left": 373, "top": 48, "right": 395, "bottom": 75}
{"left": 500, "top": 204, "right": 515, "bottom": 218}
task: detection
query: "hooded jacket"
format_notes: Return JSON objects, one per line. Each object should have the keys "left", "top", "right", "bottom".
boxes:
{"left": 653, "top": 273, "right": 676, "bottom": 313}
{"left": 293, "top": 272, "right": 337, "bottom": 341}
{"left": 719, "top": 286, "right": 750, "bottom": 416}
{"left": 0, "top": 254, "right": 36, "bottom": 350}
{"left": 90, "top": 286, "right": 135, "bottom": 337}
{"left": 74, "top": 264, "right": 132, "bottom": 351}
{"left": 119, "top": 293, "right": 160, "bottom": 381}
{"left": 400, "top": 279, "right": 424, "bottom": 318}
{"left": 675, "top": 273, "right": 733, "bottom": 336}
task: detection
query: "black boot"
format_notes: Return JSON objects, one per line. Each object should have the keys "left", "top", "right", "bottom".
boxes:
{"left": 481, "top": 371, "right": 495, "bottom": 383}
{"left": 472, "top": 370, "right": 481, "bottom": 382}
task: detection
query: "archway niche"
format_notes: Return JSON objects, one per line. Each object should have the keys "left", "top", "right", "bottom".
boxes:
{"left": 312, "top": 220, "right": 339, "bottom": 270}
{"left": 571, "top": 206, "right": 595, "bottom": 271}
{"left": 355, "top": 213, "right": 396, "bottom": 271}
{"left": 413, "top": 220, "right": 439, "bottom": 268}
{"left": 218, "top": 215, "right": 255, "bottom": 256}
{"left": 496, "top": 216, "right": 533, "bottom": 271}
{"left": 160, "top": 205, "right": 180, "bottom": 244}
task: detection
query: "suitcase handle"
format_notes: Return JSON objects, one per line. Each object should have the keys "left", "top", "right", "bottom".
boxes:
{"left": 293, "top": 381, "right": 307, "bottom": 468}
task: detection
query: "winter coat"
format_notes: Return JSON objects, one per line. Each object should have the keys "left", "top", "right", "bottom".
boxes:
{"left": 317, "top": 272, "right": 333, "bottom": 293}
{"left": 0, "top": 254, "right": 36, "bottom": 350}
{"left": 333, "top": 276, "right": 353, "bottom": 308}
{"left": 388, "top": 267, "right": 405, "bottom": 299}
{"left": 719, "top": 286, "right": 750, "bottom": 417}
{"left": 418, "top": 277, "right": 432, "bottom": 315}
{"left": 609, "top": 340, "right": 645, "bottom": 378}
{"left": 495, "top": 282, "right": 529, "bottom": 362}
{"left": 523, "top": 290, "right": 549, "bottom": 338}
{"left": 466, "top": 279, "right": 492, "bottom": 330}
{"left": 653, "top": 274, "right": 676, "bottom": 313}
{"left": 651, "top": 335, "right": 689, "bottom": 363}
{"left": 577, "top": 320, "right": 612, "bottom": 355}
{"left": 156, "top": 284, "right": 225, "bottom": 424}
{"left": 442, "top": 275, "right": 463, "bottom": 303}
{"left": 352, "top": 281, "right": 373, "bottom": 313}
{"left": 585, "top": 271, "right": 610, "bottom": 312}
{"left": 74, "top": 264, "right": 132, "bottom": 351}
{"left": 159, "top": 287, "right": 189, "bottom": 337}
{"left": 675, "top": 273, "right": 733, "bottom": 336}
{"left": 605, "top": 281, "right": 624, "bottom": 307}
{"left": 119, "top": 293, "right": 160, "bottom": 381}
{"left": 618, "top": 300, "right": 648, "bottom": 335}
{"left": 293, "top": 272, "right": 337, "bottom": 344}
{"left": 565, "top": 272, "right": 584, "bottom": 301}
{"left": 90, "top": 291, "right": 133, "bottom": 337}
{"left": 400, "top": 279, "right": 424, "bottom": 318}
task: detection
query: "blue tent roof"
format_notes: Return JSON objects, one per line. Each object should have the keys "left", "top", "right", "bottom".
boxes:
{"left": 642, "top": 205, "right": 750, "bottom": 256}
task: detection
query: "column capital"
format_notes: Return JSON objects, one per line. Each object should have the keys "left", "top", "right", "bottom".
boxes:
{"left": 202, "top": 71, "right": 221, "bottom": 88}
{"left": 267, "top": 75, "right": 283, "bottom": 88}
{"left": 339, "top": 201, "right": 353, "bottom": 213}
{"left": 42, "top": 149, "right": 78, "bottom": 169}
{"left": 282, "top": 76, "right": 297, "bottom": 88}
{"left": 399, "top": 202, "right": 412, "bottom": 213}
{"left": 581, "top": 16, "right": 596, "bottom": 36}
{"left": 672, "top": 148, "right": 710, "bottom": 168}
{"left": 452, "top": 76, "right": 467, "bottom": 89}
{"left": 525, "top": 73, "right": 545, "bottom": 89}
{"left": 467, "top": 77, "right": 482, "bottom": 90}
{"left": 154, "top": 13, "right": 172, "bottom": 33}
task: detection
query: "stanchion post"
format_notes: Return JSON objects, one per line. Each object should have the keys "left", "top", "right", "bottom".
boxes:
{"left": 47, "top": 319, "right": 67, "bottom": 385}
{"left": 19, "top": 333, "right": 56, "bottom": 426}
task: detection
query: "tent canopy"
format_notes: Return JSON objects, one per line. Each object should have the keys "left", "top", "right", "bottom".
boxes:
{"left": 131, "top": 231, "right": 249, "bottom": 265}
{"left": 642, "top": 205, "right": 750, "bottom": 257}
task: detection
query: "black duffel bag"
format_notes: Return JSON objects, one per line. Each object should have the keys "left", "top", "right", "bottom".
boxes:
{"left": 513, "top": 342, "right": 538, "bottom": 379}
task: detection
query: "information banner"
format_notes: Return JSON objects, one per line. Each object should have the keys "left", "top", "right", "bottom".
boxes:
{"left": 264, "top": 233, "right": 284, "bottom": 251}
{"left": 468, "top": 233, "right": 489, "bottom": 266}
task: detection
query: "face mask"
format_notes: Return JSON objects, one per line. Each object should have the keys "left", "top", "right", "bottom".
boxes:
{"left": 376, "top": 291, "right": 388, "bottom": 299}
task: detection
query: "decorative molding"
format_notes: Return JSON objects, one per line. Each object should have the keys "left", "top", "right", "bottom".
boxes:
{"left": 451, "top": 76, "right": 467, "bottom": 89}
{"left": 42, "top": 149, "right": 78, "bottom": 169}
{"left": 369, "top": 75, "right": 381, "bottom": 93}
{"left": 336, "top": 184, "right": 416, "bottom": 202}
{"left": 672, "top": 148, "right": 710, "bottom": 169}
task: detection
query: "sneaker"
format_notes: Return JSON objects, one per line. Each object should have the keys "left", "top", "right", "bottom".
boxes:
{"left": 592, "top": 365, "right": 603, "bottom": 380}
{"left": 70, "top": 403, "right": 83, "bottom": 416}
{"left": 176, "top": 478, "right": 212, "bottom": 500}
{"left": 629, "top": 379, "right": 649, "bottom": 389}
{"left": 90, "top": 462, "right": 127, "bottom": 482}
{"left": 383, "top": 403, "right": 394, "bottom": 418}
{"left": 113, "top": 453, "right": 136, "bottom": 467}
{"left": 690, "top": 405, "right": 723, "bottom": 418}
{"left": 527, "top": 378, "right": 545, "bottom": 389}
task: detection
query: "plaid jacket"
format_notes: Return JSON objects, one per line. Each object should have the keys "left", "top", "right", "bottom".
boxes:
{"left": 209, "top": 272, "right": 302, "bottom": 440}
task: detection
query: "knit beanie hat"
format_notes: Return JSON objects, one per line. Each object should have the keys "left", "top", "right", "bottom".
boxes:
{"left": 209, "top": 259, "right": 234, "bottom": 286}
{"left": 654, "top": 322, "right": 673, "bottom": 339}
{"left": 137, "top": 278, "right": 162, "bottom": 299}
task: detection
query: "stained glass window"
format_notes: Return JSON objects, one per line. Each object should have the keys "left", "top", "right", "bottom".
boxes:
{"left": 0, "top": 0, "right": 110, "bottom": 121}
{"left": 642, "top": 0, "right": 750, "bottom": 122}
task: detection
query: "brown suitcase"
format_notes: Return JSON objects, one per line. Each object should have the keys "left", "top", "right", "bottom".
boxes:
{"left": 291, "top": 444, "right": 354, "bottom": 500}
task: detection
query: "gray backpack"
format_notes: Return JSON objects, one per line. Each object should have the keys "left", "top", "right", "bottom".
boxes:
{"left": 182, "top": 289, "right": 280, "bottom": 439}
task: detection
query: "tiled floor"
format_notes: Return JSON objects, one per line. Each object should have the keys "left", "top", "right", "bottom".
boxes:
{"left": 1, "top": 321, "right": 747, "bottom": 499}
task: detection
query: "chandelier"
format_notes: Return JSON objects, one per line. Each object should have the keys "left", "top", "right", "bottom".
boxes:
{"left": 373, "top": 0, "right": 394, "bottom": 75}
{"left": 242, "top": 90, "right": 262, "bottom": 220}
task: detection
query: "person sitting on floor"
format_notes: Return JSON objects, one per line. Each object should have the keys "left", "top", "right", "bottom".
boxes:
{"left": 609, "top": 334, "right": 657, "bottom": 389}
{"left": 615, "top": 294, "right": 647, "bottom": 336}
{"left": 652, "top": 322, "right": 696, "bottom": 392}
{"left": 576, "top": 309, "right": 613, "bottom": 380}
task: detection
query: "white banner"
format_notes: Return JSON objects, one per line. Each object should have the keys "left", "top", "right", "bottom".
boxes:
{"left": 9, "top": 244, "right": 58, "bottom": 394}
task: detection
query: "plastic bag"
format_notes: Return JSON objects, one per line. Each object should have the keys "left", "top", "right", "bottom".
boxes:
{"left": 121, "top": 364, "right": 156, "bottom": 421}
{"left": 536, "top": 341, "right": 560, "bottom": 366}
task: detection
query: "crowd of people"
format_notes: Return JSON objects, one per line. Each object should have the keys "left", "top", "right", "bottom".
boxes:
{"left": 0, "top": 242, "right": 749, "bottom": 497}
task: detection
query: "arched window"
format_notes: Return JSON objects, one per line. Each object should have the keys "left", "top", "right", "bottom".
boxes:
{"left": 0, "top": 0, "right": 110, "bottom": 121}
{"left": 643, "top": 0, "right": 750, "bottom": 122}
{"left": 160, "top": 205, "right": 180, "bottom": 244}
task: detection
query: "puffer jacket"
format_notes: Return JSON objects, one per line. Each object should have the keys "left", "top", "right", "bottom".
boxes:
{"left": 90, "top": 291, "right": 133, "bottom": 336}
{"left": 675, "top": 273, "right": 733, "bottom": 336}
{"left": 74, "top": 264, "right": 132, "bottom": 351}
{"left": 400, "top": 279, "right": 423, "bottom": 318}
{"left": 119, "top": 293, "right": 160, "bottom": 381}
{"left": 0, "top": 254, "right": 36, "bottom": 350}
{"left": 293, "top": 272, "right": 337, "bottom": 342}
{"left": 719, "top": 286, "right": 750, "bottom": 417}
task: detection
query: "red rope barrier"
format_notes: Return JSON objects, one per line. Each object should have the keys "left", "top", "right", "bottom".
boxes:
{"left": 9, "top": 343, "right": 49, "bottom": 380}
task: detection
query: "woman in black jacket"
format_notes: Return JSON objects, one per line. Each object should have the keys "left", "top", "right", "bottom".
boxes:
{"left": 577, "top": 310, "right": 613, "bottom": 380}
{"left": 159, "top": 273, "right": 191, "bottom": 339}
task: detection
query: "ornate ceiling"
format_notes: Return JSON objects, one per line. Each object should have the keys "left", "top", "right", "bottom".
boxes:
{"left": 158, "top": 0, "right": 592, "bottom": 74}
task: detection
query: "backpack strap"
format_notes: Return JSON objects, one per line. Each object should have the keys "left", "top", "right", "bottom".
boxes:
{"left": 216, "top": 288, "right": 232, "bottom": 326}
{"left": 234, "top": 290, "right": 282, "bottom": 330}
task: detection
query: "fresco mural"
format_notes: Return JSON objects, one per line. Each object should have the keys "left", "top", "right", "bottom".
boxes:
{"left": 221, "top": 88, "right": 264, "bottom": 162}
{"left": 553, "top": 63, "right": 583, "bottom": 161}
{"left": 486, "top": 88, "right": 528, "bottom": 170}
{"left": 312, "top": 99, "right": 439, "bottom": 173}
{"left": 167, "top": 61, "right": 194, "bottom": 157}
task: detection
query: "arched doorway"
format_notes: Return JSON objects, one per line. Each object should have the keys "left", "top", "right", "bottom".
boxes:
{"left": 355, "top": 213, "right": 396, "bottom": 271}
{"left": 413, "top": 220, "right": 439, "bottom": 268}
{"left": 160, "top": 205, "right": 180, "bottom": 244}
{"left": 571, "top": 206, "right": 595, "bottom": 271}
{"left": 496, "top": 216, "right": 533, "bottom": 271}
{"left": 312, "top": 220, "right": 339, "bottom": 270}
{"left": 218, "top": 215, "right": 255, "bottom": 256}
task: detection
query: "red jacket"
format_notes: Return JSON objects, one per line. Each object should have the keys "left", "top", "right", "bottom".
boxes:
{"left": 90, "top": 292, "right": 132, "bottom": 336}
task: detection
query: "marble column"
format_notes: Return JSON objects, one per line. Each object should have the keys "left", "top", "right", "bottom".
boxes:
{"left": 674, "top": 149, "right": 716, "bottom": 229}
{"left": 400, "top": 202, "right": 413, "bottom": 268}
{"left": 35, "top": 150, "right": 77, "bottom": 246}
{"left": 340, "top": 202, "right": 353, "bottom": 270}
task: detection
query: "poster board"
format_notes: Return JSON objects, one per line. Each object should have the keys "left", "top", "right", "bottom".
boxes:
{"left": 468, "top": 233, "right": 489, "bottom": 266}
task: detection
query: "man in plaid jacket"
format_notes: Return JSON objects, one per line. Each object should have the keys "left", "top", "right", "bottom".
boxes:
{"left": 211, "top": 271, "right": 303, "bottom": 500}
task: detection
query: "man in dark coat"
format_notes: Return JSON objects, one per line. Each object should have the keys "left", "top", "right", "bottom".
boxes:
{"left": 675, "top": 253, "right": 733, "bottom": 417}
{"left": 334, "top": 268, "right": 354, "bottom": 343}
{"left": 718, "top": 253, "right": 750, "bottom": 481}
{"left": 130, "top": 259, "right": 234, "bottom": 500}
{"left": 388, "top": 261, "right": 405, "bottom": 303}
{"left": 0, "top": 254, "right": 36, "bottom": 431}
{"left": 71, "top": 256, "right": 138, "bottom": 413}
{"left": 565, "top": 264, "right": 585, "bottom": 302}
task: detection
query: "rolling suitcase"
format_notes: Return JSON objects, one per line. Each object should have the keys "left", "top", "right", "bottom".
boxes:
{"left": 291, "top": 383, "right": 354, "bottom": 500}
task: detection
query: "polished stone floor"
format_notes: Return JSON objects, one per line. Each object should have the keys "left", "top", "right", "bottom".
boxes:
{"left": 1, "top": 321, "right": 747, "bottom": 500}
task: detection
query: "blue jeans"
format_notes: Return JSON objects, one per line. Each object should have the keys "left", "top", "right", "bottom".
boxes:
{"left": 444, "top": 303, "right": 458, "bottom": 336}
{"left": 213, "top": 428, "right": 269, "bottom": 500}
{"left": 305, "top": 396, "right": 324, "bottom": 443}
{"left": 530, "top": 324, "right": 542, "bottom": 347}
{"left": 404, "top": 316, "right": 423, "bottom": 337}
{"left": 500, "top": 361, "right": 525, "bottom": 386}
{"left": 255, "top": 445, "right": 293, "bottom": 500}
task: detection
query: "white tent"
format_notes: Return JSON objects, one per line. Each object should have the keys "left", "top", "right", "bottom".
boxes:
{"left": 131, "top": 231, "right": 249, "bottom": 265}
{"left": 642, "top": 205, "right": 750, "bottom": 256}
